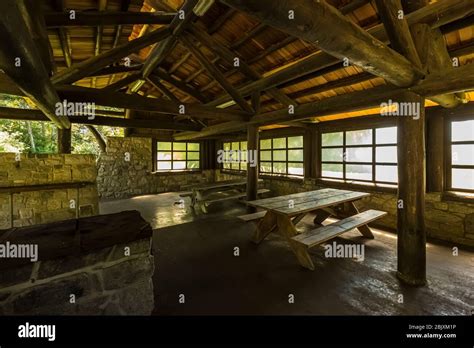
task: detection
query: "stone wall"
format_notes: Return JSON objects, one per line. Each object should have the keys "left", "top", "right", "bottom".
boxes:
{"left": 97, "top": 137, "right": 214, "bottom": 199}
{"left": 215, "top": 170, "right": 474, "bottom": 247}
{"left": 0, "top": 211, "right": 154, "bottom": 315}
{"left": 0, "top": 153, "right": 99, "bottom": 229}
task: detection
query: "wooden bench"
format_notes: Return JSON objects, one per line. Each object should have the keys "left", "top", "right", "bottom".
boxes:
{"left": 237, "top": 210, "right": 267, "bottom": 222}
{"left": 201, "top": 188, "right": 270, "bottom": 212}
{"left": 289, "top": 209, "right": 387, "bottom": 270}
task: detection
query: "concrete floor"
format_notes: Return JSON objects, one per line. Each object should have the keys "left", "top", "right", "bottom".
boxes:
{"left": 100, "top": 193, "right": 474, "bottom": 316}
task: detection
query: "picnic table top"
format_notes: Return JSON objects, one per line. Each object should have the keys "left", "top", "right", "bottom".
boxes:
{"left": 247, "top": 188, "right": 370, "bottom": 217}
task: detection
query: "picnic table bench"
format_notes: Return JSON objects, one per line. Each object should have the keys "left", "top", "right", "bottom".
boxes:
{"left": 241, "top": 188, "right": 387, "bottom": 270}
{"left": 180, "top": 179, "right": 268, "bottom": 213}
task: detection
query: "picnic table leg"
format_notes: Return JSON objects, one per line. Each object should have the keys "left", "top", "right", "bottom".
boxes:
{"left": 252, "top": 211, "right": 277, "bottom": 244}
{"left": 276, "top": 214, "right": 315, "bottom": 271}
{"left": 347, "top": 202, "right": 375, "bottom": 239}
{"left": 313, "top": 209, "right": 332, "bottom": 225}
{"left": 193, "top": 190, "right": 208, "bottom": 214}
{"left": 291, "top": 213, "right": 306, "bottom": 226}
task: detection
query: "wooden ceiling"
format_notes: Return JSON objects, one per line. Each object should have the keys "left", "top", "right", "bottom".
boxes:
{"left": 1, "top": 0, "right": 473, "bottom": 136}
{"left": 44, "top": 0, "right": 474, "bottom": 108}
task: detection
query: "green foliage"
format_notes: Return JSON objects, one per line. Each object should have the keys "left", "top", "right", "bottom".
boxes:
{"left": 0, "top": 94, "right": 123, "bottom": 156}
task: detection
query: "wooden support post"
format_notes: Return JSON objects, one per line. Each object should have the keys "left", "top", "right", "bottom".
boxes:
{"left": 396, "top": 92, "right": 426, "bottom": 286}
{"left": 58, "top": 127, "right": 72, "bottom": 154}
{"left": 312, "top": 126, "right": 320, "bottom": 178}
{"left": 304, "top": 128, "right": 313, "bottom": 178}
{"left": 246, "top": 125, "right": 259, "bottom": 212}
{"left": 426, "top": 109, "right": 444, "bottom": 192}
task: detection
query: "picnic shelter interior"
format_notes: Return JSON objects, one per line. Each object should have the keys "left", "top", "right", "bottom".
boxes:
{"left": 0, "top": 0, "right": 473, "bottom": 316}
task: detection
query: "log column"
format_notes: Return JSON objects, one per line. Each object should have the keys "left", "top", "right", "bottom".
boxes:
{"left": 58, "top": 127, "right": 72, "bottom": 154}
{"left": 396, "top": 92, "right": 426, "bottom": 286}
{"left": 247, "top": 125, "right": 259, "bottom": 212}
{"left": 426, "top": 109, "right": 444, "bottom": 192}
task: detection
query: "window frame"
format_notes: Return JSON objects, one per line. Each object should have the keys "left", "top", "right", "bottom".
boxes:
{"left": 221, "top": 140, "right": 248, "bottom": 173}
{"left": 319, "top": 123, "right": 398, "bottom": 186}
{"left": 259, "top": 135, "right": 305, "bottom": 178}
{"left": 154, "top": 140, "right": 201, "bottom": 173}
{"left": 445, "top": 113, "right": 474, "bottom": 193}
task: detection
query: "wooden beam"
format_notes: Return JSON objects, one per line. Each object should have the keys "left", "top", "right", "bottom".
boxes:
{"left": 153, "top": 69, "right": 209, "bottom": 103}
{"left": 184, "top": 56, "right": 219, "bottom": 83}
{"left": 0, "top": 0, "right": 69, "bottom": 129}
{"left": 375, "top": 0, "right": 422, "bottom": 67}
{"left": 251, "top": 92, "right": 260, "bottom": 114}
{"left": 107, "top": 0, "right": 132, "bottom": 85}
{"left": 147, "top": 75, "right": 181, "bottom": 104}
{"left": 440, "top": 14, "right": 474, "bottom": 34}
{"left": 396, "top": 92, "right": 426, "bottom": 286}
{"left": 58, "top": 28, "right": 73, "bottom": 68}
{"left": 92, "top": 0, "right": 108, "bottom": 88}
{"left": 188, "top": 26, "right": 295, "bottom": 106}
{"left": 91, "top": 64, "right": 142, "bottom": 77}
{"left": 58, "top": 128, "right": 72, "bottom": 154}
{"left": 406, "top": 0, "right": 466, "bottom": 108}
{"left": 246, "top": 36, "right": 296, "bottom": 65}
{"left": 56, "top": 85, "right": 248, "bottom": 121}
{"left": 221, "top": 0, "right": 422, "bottom": 87}
{"left": 26, "top": 0, "right": 56, "bottom": 76}
{"left": 230, "top": 23, "right": 266, "bottom": 50}
{"left": 141, "top": 0, "right": 199, "bottom": 78}
{"left": 102, "top": 73, "right": 141, "bottom": 92}
{"left": 180, "top": 35, "right": 254, "bottom": 113}
{"left": 51, "top": 26, "right": 171, "bottom": 85}
{"left": 246, "top": 124, "right": 259, "bottom": 211}
{"left": 44, "top": 11, "right": 175, "bottom": 27}
{"left": 0, "top": 107, "right": 203, "bottom": 131}
{"left": 208, "top": 7, "right": 236, "bottom": 34}
{"left": 450, "top": 41, "right": 474, "bottom": 58}
{"left": 169, "top": 52, "right": 192, "bottom": 73}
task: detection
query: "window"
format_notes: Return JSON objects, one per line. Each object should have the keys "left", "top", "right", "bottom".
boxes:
{"left": 222, "top": 141, "right": 247, "bottom": 172}
{"left": 320, "top": 126, "right": 397, "bottom": 185}
{"left": 156, "top": 141, "right": 200, "bottom": 172}
{"left": 448, "top": 119, "right": 474, "bottom": 192}
{"left": 260, "top": 135, "right": 304, "bottom": 177}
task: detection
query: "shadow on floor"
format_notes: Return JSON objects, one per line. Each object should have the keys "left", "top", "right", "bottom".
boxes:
{"left": 100, "top": 192, "right": 474, "bottom": 316}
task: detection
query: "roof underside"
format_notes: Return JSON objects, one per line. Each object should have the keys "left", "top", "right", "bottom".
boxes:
{"left": 5, "top": 0, "right": 474, "bottom": 135}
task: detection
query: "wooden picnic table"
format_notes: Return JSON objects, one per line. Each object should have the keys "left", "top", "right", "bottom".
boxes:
{"left": 246, "top": 188, "right": 386, "bottom": 270}
{"left": 181, "top": 179, "right": 267, "bottom": 213}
